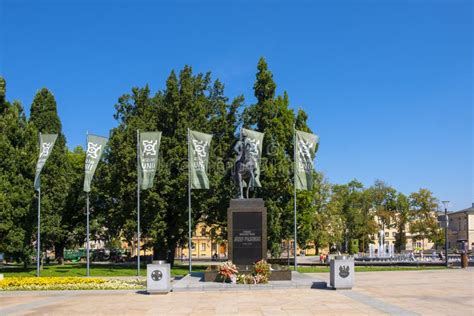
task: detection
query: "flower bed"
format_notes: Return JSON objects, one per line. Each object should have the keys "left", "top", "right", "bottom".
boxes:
{"left": 0, "top": 277, "right": 145, "bottom": 291}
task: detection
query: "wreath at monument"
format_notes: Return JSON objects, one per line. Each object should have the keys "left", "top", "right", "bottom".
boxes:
{"left": 217, "top": 261, "right": 238, "bottom": 283}
{"left": 236, "top": 260, "right": 271, "bottom": 284}
{"left": 217, "top": 260, "right": 271, "bottom": 284}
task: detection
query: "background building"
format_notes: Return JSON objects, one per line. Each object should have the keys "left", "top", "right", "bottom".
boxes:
{"left": 371, "top": 225, "right": 435, "bottom": 252}
{"left": 175, "top": 223, "right": 227, "bottom": 259}
{"left": 447, "top": 203, "right": 474, "bottom": 250}
{"left": 372, "top": 215, "right": 435, "bottom": 253}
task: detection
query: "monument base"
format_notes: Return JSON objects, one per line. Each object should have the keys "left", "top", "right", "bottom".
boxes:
{"left": 228, "top": 198, "right": 267, "bottom": 266}
{"left": 205, "top": 198, "right": 285, "bottom": 283}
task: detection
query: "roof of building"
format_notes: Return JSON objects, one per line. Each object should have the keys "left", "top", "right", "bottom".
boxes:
{"left": 449, "top": 203, "right": 474, "bottom": 215}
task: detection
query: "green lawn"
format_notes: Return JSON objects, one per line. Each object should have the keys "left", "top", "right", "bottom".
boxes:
{"left": 297, "top": 266, "right": 447, "bottom": 273}
{"left": 1, "top": 263, "right": 448, "bottom": 278}
{"left": 0, "top": 263, "right": 206, "bottom": 278}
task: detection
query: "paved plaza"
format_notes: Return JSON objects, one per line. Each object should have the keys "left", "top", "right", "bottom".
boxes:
{"left": 1, "top": 269, "right": 472, "bottom": 315}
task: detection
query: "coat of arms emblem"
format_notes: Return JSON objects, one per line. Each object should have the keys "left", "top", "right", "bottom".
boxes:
{"left": 339, "top": 265, "right": 350, "bottom": 278}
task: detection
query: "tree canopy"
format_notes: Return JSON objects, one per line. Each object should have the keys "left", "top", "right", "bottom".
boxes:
{"left": 0, "top": 60, "right": 444, "bottom": 264}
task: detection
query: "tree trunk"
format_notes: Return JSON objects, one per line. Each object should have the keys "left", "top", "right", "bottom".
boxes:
{"left": 168, "top": 242, "right": 176, "bottom": 268}
{"left": 54, "top": 242, "right": 65, "bottom": 265}
{"left": 23, "top": 258, "right": 28, "bottom": 269}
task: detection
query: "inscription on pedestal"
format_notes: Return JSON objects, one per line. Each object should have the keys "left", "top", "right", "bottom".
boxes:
{"left": 233, "top": 212, "right": 262, "bottom": 265}
{"left": 228, "top": 199, "right": 267, "bottom": 266}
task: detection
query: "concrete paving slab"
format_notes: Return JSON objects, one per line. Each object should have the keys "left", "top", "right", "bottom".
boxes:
{"left": 1, "top": 269, "right": 472, "bottom": 315}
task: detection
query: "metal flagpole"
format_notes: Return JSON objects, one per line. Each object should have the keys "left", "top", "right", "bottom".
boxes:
{"left": 37, "top": 190, "right": 41, "bottom": 277}
{"left": 86, "top": 192, "right": 90, "bottom": 276}
{"left": 188, "top": 128, "right": 192, "bottom": 274}
{"left": 293, "top": 124, "right": 297, "bottom": 271}
{"left": 36, "top": 132, "right": 41, "bottom": 277}
{"left": 86, "top": 131, "right": 90, "bottom": 277}
{"left": 287, "top": 239, "right": 290, "bottom": 267}
{"left": 136, "top": 129, "right": 141, "bottom": 276}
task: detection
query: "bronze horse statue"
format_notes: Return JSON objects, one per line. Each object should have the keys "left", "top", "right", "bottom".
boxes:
{"left": 234, "top": 135, "right": 259, "bottom": 199}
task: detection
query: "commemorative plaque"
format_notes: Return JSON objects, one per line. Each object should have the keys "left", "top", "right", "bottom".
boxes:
{"left": 227, "top": 199, "right": 267, "bottom": 266}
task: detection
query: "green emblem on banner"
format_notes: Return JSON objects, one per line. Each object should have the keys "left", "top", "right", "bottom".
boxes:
{"left": 189, "top": 130, "right": 212, "bottom": 189}
{"left": 83, "top": 134, "right": 108, "bottom": 192}
{"left": 34, "top": 133, "right": 58, "bottom": 191}
{"left": 139, "top": 131, "right": 161, "bottom": 190}
{"left": 295, "top": 130, "right": 319, "bottom": 190}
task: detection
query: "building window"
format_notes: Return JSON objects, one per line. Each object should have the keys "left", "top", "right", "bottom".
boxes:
{"left": 385, "top": 232, "right": 389, "bottom": 237}
{"left": 416, "top": 242, "right": 421, "bottom": 248}
{"left": 191, "top": 243, "right": 196, "bottom": 250}
{"left": 201, "top": 243, "right": 206, "bottom": 251}
{"left": 200, "top": 226, "right": 207, "bottom": 236}
{"left": 392, "top": 232, "right": 397, "bottom": 237}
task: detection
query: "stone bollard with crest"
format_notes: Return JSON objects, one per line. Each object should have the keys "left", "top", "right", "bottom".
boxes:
{"left": 147, "top": 260, "right": 171, "bottom": 294}
{"left": 329, "top": 255, "right": 355, "bottom": 289}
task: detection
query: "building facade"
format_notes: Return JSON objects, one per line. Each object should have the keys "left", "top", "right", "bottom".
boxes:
{"left": 371, "top": 225, "right": 435, "bottom": 252}
{"left": 447, "top": 203, "right": 474, "bottom": 250}
{"left": 175, "top": 223, "right": 227, "bottom": 259}
{"left": 371, "top": 214, "right": 436, "bottom": 252}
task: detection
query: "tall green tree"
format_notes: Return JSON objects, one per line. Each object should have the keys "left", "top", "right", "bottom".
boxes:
{"left": 0, "top": 77, "right": 6, "bottom": 112}
{"left": 367, "top": 180, "right": 398, "bottom": 235}
{"left": 29, "top": 88, "right": 71, "bottom": 263}
{"left": 301, "top": 172, "right": 344, "bottom": 254}
{"left": 242, "top": 58, "right": 313, "bottom": 256}
{"left": 200, "top": 79, "right": 243, "bottom": 235}
{"left": 409, "top": 188, "right": 443, "bottom": 249}
{"left": 148, "top": 67, "right": 210, "bottom": 263}
{"left": 0, "top": 77, "right": 37, "bottom": 266}
{"left": 331, "top": 180, "right": 378, "bottom": 252}
{"left": 100, "top": 66, "right": 242, "bottom": 265}
{"left": 61, "top": 147, "right": 87, "bottom": 252}
{"left": 394, "top": 192, "right": 410, "bottom": 252}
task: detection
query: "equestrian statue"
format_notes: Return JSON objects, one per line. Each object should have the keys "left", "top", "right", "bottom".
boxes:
{"left": 233, "top": 134, "right": 259, "bottom": 199}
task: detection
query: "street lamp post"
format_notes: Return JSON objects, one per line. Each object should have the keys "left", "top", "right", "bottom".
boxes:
{"left": 442, "top": 200, "right": 449, "bottom": 268}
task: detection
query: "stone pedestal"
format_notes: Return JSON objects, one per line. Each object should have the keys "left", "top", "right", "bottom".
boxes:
{"left": 147, "top": 261, "right": 170, "bottom": 294}
{"left": 227, "top": 199, "right": 267, "bottom": 266}
{"left": 330, "top": 257, "right": 355, "bottom": 289}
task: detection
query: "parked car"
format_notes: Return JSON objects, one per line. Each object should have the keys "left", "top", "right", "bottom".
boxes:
{"left": 92, "top": 249, "right": 110, "bottom": 261}
{"left": 109, "top": 249, "right": 130, "bottom": 262}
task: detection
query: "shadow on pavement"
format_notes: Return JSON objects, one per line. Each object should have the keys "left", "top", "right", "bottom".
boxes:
{"left": 135, "top": 290, "right": 149, "bottom": 295}
{"left": 311, "top": 281, "right": 330, "bottom": 290}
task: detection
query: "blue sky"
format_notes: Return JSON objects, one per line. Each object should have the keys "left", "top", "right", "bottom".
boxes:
{"left": 1, "top": 1, "right": 472, "bottom": 210}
